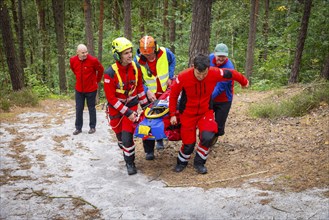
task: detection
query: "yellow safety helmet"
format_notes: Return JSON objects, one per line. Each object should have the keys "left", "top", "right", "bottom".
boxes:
{"left": 112, "top": 37, "right": 133, "bottom": 61}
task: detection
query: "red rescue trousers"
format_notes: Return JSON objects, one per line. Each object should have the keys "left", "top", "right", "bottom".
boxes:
{"left": 180, "top": 110, "right": 218, "bottom": 145}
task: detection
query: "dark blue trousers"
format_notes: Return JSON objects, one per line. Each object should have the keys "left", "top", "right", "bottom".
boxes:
{"left": 213, "top": 101, "right": 232, "bottom": 136}
{"left": 75, "top": 90, "right": 97, "bottom": 130}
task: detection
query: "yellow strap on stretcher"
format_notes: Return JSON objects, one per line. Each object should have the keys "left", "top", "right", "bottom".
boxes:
{"left": 144, "top": 107, "right": 169, "bottom": 119}
{"left": 138, "top": 125, "right": 151, "bottom": 135}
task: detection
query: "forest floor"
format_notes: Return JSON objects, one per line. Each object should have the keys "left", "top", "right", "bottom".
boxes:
{"left": 136, "top": 85, "right": 329, "bottom": 192}
{"left": 1, "top": 85, "right": 328, "bottom": 219}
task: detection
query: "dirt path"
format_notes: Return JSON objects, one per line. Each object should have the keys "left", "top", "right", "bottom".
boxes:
{"left": 0, "top": 87, "right": 328, "bottom": 219}
{"left": 136, "top": 87, "right": 329, "bottom": 192}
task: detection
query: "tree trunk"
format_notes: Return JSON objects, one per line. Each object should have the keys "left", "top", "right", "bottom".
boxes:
{"left": 52, "top": 0, "right": 67, "bottom": 94}
{"left": 262, "top": 0, "right": 269, "bottom": 61}
{"left": 124, "top": 0, "right": 132, "bottom": 39}
{"left": 10, "top": 0, "right": 27, "bottom": 71}
{"left": 169, "top": 0, "right": 177, "bottom": 53}
{"left": 10, "top": 0, "right": 19, "bottom": 35}
{"left": 245, "top": 0, "right": 259, "bottom": 82}
{"left": 84, "top": 0, "right": 94, "bottom": 56}
{"left": 0, "top": 1, "right": 24, "bottom": 91}
{"left": 188, "top": 0, "right": 213, "bottom": 67}
{"left": 97, "top": 0, "right": 104, "bottom": 104}
{"left": 35, "top": 0, "right": 48, "bottom": 82}
{"left": 289, "top": 0, "right": 313, "bottom": 84}
{"left": 113, "top": 0, "right": 120, "bottom": 31}
{"left": 0, "top": 44, "right": 6, "bottom": 71}
{"left": 321, "top": 54, "right": 329, "bottom": 80}
{"left": 17, "top": 0, "right": 26, "bottom": 68}
{"left": 162, "top": 0, "right": 169, "bottom": 43}
{"left": 98, "top": 0, "right": 104, "bottom": 62}
{"left": 139, "top": 5, "right": 145, "bottom": 34}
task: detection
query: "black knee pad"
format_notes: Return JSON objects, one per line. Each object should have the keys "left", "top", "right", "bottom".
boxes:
{"left": 116, "top": 133, "right": 122, "bottom": 142}
{"left": 122, "top": 131, "right": 133, "bottom": 147}
{"left": 182, "top": 143, "right": 195, "bottom": 155}
{"left": 200, "top": 131, "right": 217, "bottom": 148}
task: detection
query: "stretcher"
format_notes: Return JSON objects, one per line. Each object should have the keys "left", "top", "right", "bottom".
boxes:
{"left": 134, "top": 89, "right": 181, "bottom": 141}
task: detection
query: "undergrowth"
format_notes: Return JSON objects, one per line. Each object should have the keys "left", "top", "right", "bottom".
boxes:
{"left": 248, "top": 81, "right": 329, "bottom": 118}
{"left": 0, "top": 89, "right": 39, "bottom": 112}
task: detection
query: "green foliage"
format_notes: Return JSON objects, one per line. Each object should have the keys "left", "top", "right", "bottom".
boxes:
{"left": 24, "top": 67, "right": 51, "bottom": 98}
{"left": 0, "top": 99, "right": 11, "bottom": 112}
{"left": 250, "top": 79, "right": 280, "bottom": 91}
{"left": 0, "top": 89, "right": 39, "bottom": 112}
{"left": 249, "top": 81, "right": 329, "bottom": 118}
{"left": 2, "top": 0, "right": 328, "bottom": 95}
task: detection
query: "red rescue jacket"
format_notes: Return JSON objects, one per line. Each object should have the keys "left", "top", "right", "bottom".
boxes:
{"left": 104, "top": 61, "right": 148, "bottom": 118}
{"left": 70, "top": 54, "right": 104, "bottom": 93}
{"left": 169, "top": 67, "right": 248, "bottom": 117}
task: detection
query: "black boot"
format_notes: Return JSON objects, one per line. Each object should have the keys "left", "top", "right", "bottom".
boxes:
{"left": 174, "top": 158, "right": 187, "bottom": 172}
{"left": 143, "top": 139, "right": 155, "bottom": 160}
{"left": 156, "top": 139, "right": 164, "bottom": 150}
{"left": 194, "top": 153, "right": 207, "bottom": 174}
{"left": 145, "top": 152, "right": 154, "bottom": 160}
{"left": 124, "top": 154, "right": 136, "bottom": 175}
{"left": 193, "top": 163, "right": 207, "bottom": 174}
{"left": 126, "top": 162, "right": 137, "bottom": 175}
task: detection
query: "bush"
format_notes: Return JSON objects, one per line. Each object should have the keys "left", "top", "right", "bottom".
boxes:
{"left": 0, "top": 99, "right": 11, "bottom": 112}
{"left": 249, "top": 82, "right": 329, "bottom": 118}
{"left": 0, "top": 89, "right": 39, "bottom": 111}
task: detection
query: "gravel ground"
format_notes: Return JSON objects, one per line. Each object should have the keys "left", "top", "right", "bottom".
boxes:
{"left": 0, "top": 100, "right": 328, "bottom": 219}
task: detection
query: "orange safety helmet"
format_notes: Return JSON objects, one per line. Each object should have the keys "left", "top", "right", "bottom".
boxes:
{"left": 139, "top": 35, "right": 156, "bottom": 55}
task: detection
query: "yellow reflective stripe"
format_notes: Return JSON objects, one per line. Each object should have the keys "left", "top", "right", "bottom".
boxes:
{"left": 158, "top": 74, "right": 167, "bottom": 80}
{"left": 147, "top": 85, "right": 157, "bottom": 91}
{"left": 112, "top": 62, "right": 138, "bottom": 95}
{"left": 138, "top": 47, "right": 169, "bottom": 93}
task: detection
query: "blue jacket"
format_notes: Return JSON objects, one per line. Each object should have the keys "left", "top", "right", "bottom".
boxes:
{"left": 209, "top": 53, "right": 235, "bottom": 102}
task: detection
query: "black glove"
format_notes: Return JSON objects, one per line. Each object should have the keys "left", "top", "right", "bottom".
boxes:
{"left": 141, "top": 102, "right": 150, "bottom": 110}
{"left": 124, "top": 108, "right": 134, "bottom": 117}
{"left": 223, "top": 69, "right": 232, "bottom": 79}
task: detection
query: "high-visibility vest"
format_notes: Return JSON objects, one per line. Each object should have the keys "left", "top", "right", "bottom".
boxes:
{"left": 111, "top": 62, "right": 138, "bottom": 96}
{"left": 137, "top": 47, "right": 169, "bottom": 93}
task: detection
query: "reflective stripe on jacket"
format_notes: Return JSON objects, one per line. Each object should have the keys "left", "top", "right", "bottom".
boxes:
{"left": 104, "top": 61, "right": 148, "bottom": 117}
{"left": 111, "top": 62, "right": 138, "bottom": 96}
{"left": 137, "top": 47, "right": 169, "bottom": 93}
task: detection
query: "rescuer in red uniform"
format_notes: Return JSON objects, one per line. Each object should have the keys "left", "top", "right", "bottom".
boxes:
{"left": 104, "top": 37, "right": 148, "bottom": 175}
{"left": 169, "top": 54, "right": 249, "bottom": 174}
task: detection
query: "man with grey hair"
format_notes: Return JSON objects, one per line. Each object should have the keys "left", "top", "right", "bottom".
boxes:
{"left": 70, "top": 44, "right": 104, "bottom": 135}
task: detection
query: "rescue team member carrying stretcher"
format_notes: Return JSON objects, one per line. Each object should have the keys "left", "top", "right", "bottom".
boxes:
{"left": 104, "top": 37, "right": 149, "bottom": 175}
{"left": 169, "top": 54, "right": 249, "bottom": 174}
{"left": 134, "top": 35, "right": 176, "bottom": 159}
